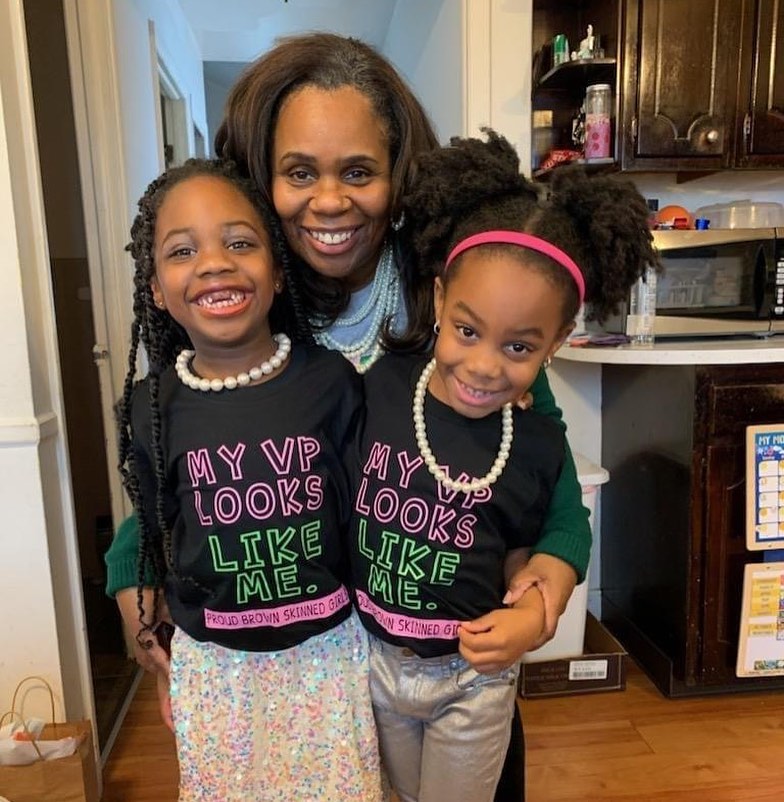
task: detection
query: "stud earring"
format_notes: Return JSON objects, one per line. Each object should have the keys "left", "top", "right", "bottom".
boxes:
{"left": 155, "top": 299, "right": 165, "bottom": 309}
{"left": 391, "top": 211, "right": 406, "bottom": 232}
{"left": 433, "top": 321, "right": 441, "bottom": 336}
{"left": 543, "top": 356, "right": 552, "bottom": 369}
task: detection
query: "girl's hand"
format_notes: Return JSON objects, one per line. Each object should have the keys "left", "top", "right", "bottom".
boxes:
{"left": 115, "top": 586, "right": 172, "bottom": 674}
{"left": 156, "top": 670, "right": 174, "bottom": 733}
{"left": 458, "top": 587, "right": 545, "bottom": 673}
{"left": 503, "top": 553, "right": 577, "bottom": 648}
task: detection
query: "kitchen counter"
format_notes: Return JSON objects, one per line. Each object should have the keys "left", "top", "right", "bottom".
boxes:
{"left": 555, "top": 337, "right": 784, "bottom": 365}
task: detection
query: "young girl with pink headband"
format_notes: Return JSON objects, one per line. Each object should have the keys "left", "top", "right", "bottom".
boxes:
{"left": 346, "top": 129, "right": 658, "bottom": 802}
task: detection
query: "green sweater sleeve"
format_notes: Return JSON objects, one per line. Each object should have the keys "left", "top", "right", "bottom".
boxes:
{"left": 528, "top": 367, "right": 592, "bottom": 583}
{"left": 104, "top": 513, "right": 148, "bottom": 597}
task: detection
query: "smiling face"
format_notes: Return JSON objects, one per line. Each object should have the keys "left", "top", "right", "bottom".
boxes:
{"left": 271, "top": 85, "right": 392, "bottom": 291}
{"left": 430, "top": 249, "right": 574, "bottom": 419}
{"left": 151, "top": 174, "right": 282, "bottom": 377}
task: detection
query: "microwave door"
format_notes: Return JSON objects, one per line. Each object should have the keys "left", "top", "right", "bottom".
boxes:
{"left": 642, "top": 230, "right": 781, "bottom": 338}
{"left": 655, "top": 237, "right": 771, "bottom": 319}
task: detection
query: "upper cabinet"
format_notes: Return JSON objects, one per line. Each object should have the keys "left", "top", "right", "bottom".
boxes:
{"left": 620, "top": 0, "right": 741, "bottom": 169}
{"left": 531, "top": 0, "right": 784, "bottom": 174}
{"left": 621, "top": 0, "right": 784, "bottom": 170}
{"left": 734, "top": 0, "right": 784, "bottom": 167}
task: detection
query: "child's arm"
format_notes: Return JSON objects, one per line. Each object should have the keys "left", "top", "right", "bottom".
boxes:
{"left": 457, "top": 581, "right": 545, "bottom": 673}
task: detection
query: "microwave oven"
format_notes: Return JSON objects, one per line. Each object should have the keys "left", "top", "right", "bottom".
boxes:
{"left": 596, "top": 228, "right": 784, "bottom": 338}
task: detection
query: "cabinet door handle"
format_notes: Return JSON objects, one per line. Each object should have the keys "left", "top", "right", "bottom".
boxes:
{"left": 705, "top": 129, "right": 719, "bottom": 144}
{"left": 743, "top": 113, "right": 752, "bottom": 151}
{"left": 631, "top": 116, "right": 637, "bottom": 143}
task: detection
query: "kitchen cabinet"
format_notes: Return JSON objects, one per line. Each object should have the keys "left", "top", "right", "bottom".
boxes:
{"left": 620, "top": 0, "right": 784, "bottom": 170}
{"left": 600, "top": 361, "right": 784, "bottom": 695}
{"left": 531, "top": 0, "right": 784, "bottom": 174}
{"left": 733, "top": 0, "right": 784, "bottom": 168}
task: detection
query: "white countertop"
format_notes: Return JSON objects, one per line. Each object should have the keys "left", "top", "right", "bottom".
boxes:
{"left": 555, "top": 337, "right": 784, "bottom": 365}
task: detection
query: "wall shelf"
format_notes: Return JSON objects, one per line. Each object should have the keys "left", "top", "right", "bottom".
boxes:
{"left": 535, "top": 58, "right": 617, "bottom": 93}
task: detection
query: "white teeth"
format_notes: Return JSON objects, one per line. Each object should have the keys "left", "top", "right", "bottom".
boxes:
{"left": 309, "top": 230, "right": 353, "bottom": 245}
{"left": 197, "top": 291, "right": 245, "bottom": 309}
{"left": 460, "top": 380, "right": 494, "bottom": 399}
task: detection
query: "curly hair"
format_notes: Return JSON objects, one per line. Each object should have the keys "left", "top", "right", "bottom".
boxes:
{"left": 214, "top": 32, "right": 440, "bottom": 352}
{"left": 403, "top": 129, "right": 660, "bottom": 328}
{"left": 116, "top": 157, "right": 311, "bottom": 637}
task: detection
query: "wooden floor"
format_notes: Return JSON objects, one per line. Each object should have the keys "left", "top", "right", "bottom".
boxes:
{"left": 101, "top": 661, "right": 784, "bottom": 801}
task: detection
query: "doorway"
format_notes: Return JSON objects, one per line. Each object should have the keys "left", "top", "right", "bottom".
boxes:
{"left": 23, "top": 1, "right": 135, "bottom": 753}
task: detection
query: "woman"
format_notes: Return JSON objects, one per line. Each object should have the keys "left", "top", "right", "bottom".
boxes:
{"left": 106, "top": 32, "right": 591, "bottom": 800}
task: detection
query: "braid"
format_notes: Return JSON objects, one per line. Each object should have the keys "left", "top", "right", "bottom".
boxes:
{"left": 117, "top": 157, "right": 300, "bottom": 633}
{"left": 402, "top": 129, "right": 658, "bottom": 331}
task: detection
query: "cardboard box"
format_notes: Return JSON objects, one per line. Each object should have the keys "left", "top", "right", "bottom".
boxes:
{"left": 519, "top": 612, "right": 627, "bottom": 698}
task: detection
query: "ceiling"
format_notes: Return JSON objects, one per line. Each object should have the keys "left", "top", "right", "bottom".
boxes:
{"left": 175, "top": 0, "right": 398, "bottom": 63}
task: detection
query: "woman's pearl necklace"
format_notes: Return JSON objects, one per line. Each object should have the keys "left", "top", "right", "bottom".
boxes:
{"left": 312, "top": 242, "right": 400, "bottom": 374}
{"left": 413, "top": 358, "right": 514, "bottom": 493}
{"left": 175, "top": 334, "right": 291, "bottom": 392}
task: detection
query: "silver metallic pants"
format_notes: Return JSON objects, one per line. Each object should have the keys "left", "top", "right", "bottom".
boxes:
{"left": 369, "top": 634, "right": 519, "bottom": 802}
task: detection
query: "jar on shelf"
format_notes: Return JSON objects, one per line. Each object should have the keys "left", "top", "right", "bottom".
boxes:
{"left": 584, "top": 83, "right": 612, "bottom": 160}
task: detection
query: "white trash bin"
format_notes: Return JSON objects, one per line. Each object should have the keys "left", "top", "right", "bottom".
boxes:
{"left": 522, "top": 453, "right": 609, "bottom": 662}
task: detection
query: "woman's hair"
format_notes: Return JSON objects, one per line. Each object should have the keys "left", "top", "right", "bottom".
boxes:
{"left": 116, "top": 157, "right": 311, "bottom": 632}
{"left": 214, "top": 32, "right": 440, "bottom": 351}
{"left": 403, "top": 129, "right": 659, "bottom": 330}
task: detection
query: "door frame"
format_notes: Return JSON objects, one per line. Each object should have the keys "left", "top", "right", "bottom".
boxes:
{"left": 63, "top": 0, "right": 135, "bottom": 527}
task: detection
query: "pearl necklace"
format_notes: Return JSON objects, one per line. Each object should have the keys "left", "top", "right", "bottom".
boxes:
{"left": 175, "top": 334, "right": 291, "bottom": 392}
{"left": 312, "top": 242, "right": 400, "bottom": 374}
{"left": 413, "top": 358, "right": 514, "bottom": 493}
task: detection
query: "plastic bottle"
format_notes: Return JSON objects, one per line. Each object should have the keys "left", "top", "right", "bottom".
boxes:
{"left": 584, "top": 84, "right": 612, "bottom": 160}
{"left": 628, "top": 266, "right": 657, "bottom": 346}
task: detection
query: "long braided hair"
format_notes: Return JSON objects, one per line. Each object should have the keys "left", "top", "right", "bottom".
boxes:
{"left": 116, "top": 158, "right": 311, "bottom": 638}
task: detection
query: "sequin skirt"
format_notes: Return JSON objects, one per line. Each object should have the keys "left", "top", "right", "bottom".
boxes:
{"left": 169, "top": 612, "right": 384, "bottom": 802}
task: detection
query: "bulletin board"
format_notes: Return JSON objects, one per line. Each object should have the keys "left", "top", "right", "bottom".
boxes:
{"left": 736, "top": 561, "right": 784, "bottom": 677}
{"left": 746, "top": 424, "right": 784, "bottom": 551}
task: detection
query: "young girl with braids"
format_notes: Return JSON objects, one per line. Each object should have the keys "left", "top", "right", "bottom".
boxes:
{"left": 117, "top": 157, "right": 383, "bottom": 802}
{"left": 347, "top": 129, "right": 658, "bottom": 802}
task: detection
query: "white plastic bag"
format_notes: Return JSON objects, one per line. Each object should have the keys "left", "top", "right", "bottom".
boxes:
{"left": 0, "top": 718, "right": 81, "bottom": 766}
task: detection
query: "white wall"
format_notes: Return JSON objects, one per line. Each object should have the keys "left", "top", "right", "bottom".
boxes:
{"left": 384, "top": 0, "right": 463, "bottom": 143}
{"left": 113, "top": 0, "right": 208, "bottom": 221}
{"left": 0, "top": 0, "right": 93, "bottom": 729}
{"left": 632, "top": 172, "right": 784, "bottom": 218}
{"left": 462, "top": 0, "right": 532, "bottom": 170}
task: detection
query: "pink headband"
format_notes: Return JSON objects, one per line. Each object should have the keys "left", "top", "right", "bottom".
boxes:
{"left": 444, "top": 231, "right": 585, "bottom": 304}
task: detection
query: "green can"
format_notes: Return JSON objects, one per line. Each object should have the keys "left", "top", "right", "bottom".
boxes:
{"left": 553, "top": 34, "right": 569, "bottom": 67}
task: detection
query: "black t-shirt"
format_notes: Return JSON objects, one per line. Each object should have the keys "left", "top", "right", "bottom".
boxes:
{"left": 348, "top": 354, "right": 564, "bottom": 657}
{"left": 132, "top": 345, "right": 361, "bottom": 652}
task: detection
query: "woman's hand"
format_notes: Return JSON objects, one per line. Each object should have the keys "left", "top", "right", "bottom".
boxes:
{"left": 458, "top": 602, "right": 545, "bottom": 674}
{"left": 503, "top": 553, "right": 577, "bottom": 649}
{"left": 115, "top": 586, "right": 172, "bottom": 674}
{"left": 458, "top": 583, "right": 545, "bottom": 672}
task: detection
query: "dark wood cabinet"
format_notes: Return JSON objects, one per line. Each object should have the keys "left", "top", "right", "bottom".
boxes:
{"left": 734, "top": 0, "right": 784, "bottom": 168}
{"left": 532, "top": 0, "right": 784, "bottom": 173}
{"left": 600, "top": 362, "right": 784, "bottom": 696}
{"left": 621, "top": 0, "right": 784, "bottom": 170}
